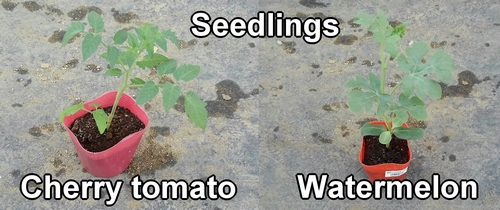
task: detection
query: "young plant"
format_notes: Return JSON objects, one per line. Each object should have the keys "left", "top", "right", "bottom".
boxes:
{"left": 58, "top": 11, "right": 208, "bottom": 134}
{"left": 344, "top": 9, "right": 455, "bottom": 147}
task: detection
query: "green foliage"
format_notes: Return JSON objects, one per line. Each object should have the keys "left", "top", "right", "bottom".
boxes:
{"left": 345, "top": 9, "right": 456, "bottom": 146}
{"left": 59, "top": 11, "right": 208, "bottom": 135}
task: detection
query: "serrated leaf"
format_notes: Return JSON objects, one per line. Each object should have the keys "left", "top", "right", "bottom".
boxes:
{"left": 82, "top": 33, "right": 102, "bottom": 61}
{"left": 173, "top": 64, "right": 200, "bottom": 81}
{"left": 361, "top": 123, "right": 387, "bottom": 136}
{"left": 427, "top": 50, "right": 456, "bottom": 83}
{"left": 59, "top": 104, "right": 85, "bottom": 123}
{"left": 354, "top": 12, "right": 375, "bottom": 29}
{"left": 393, "top": 127, "right": 424, "bottom": 140}
{"left": 157, "top": 59, "right": 177, "bottom": 75}
{"left": 392, "top": 23, "right": 406, "bottom": 38}
{"left": 162, "top": 83, "right": 181, "bottom": 112}
{"left": 113, "top": 30, "right": 128, "bottom": 44}
{"left": 394, "top": 94, "right": 428, "bottom": 120}
{"left": 162, "top": 30, "right": 180, "bottom": 49}
{"left": 128, "top": 32, "right": 140, "bottom": 49}
{"left": 130, "top": 77, "right": 145, "bottom": 85}
{"left": 184, "top": 91, "right": 208, "bottom": 130}
{"left": 375, "top": 8, "right": 390, "bottom": 30}
{"left": 385, "top": 34, "right": 400, "bottom": 58}
{"left": 88, "top": 11, "right": 104, "bottom": 33}
{"left": 62, "top": 22, "right": 84, "bottom": 47}
{"left": 106, "top": 46, "right": 120, "bottom": 68}
{"left": 136, "top": 81, "right": 159, "bottom": 104}
{"left": 118, "top": 50, "right": 137, "bottom": 68}
{"left": 92, "top": 109, "right": 108, "bottom": 134}
{"left": 379, "top": 131, "right": 392, "bottom": 144}
{"left": 155, "top": 36, "right": 167, "bottom": 52}
{"left": 344, "top": 73, "right": 393, "bottom": 115}
{"left": 136, "top": 53, "right": 169, "bottom": 69}
{"left": 105, "top": 68, "right": 122, "bottom": 76}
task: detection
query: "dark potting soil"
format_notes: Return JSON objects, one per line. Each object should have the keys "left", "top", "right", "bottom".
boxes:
{"left": 362, "top": 135, "right": 409, "bottom": 165}
{"left": 70, "top": 106, "right": 145, "bottom": 153}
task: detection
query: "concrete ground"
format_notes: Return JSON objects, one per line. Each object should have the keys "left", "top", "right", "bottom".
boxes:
{"left": 0, "top": 0, "right": 499, "bottom": 209}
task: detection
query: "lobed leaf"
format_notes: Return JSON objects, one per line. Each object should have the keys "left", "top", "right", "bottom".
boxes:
{"left": 395, "top": 93, "right": 428, "bottom": 120}
{"left": 127, "top": 32, "right": 140, "bottom": 49}
{"left": 62, "top": 22, "right": 84, "bottom": 47}
{"left": 162, "top": 83, "right": 181, "bottom": 112}
{"left": 184, "top": 91, "right": 208, "bottom": 130}
{"left": 173, "top": 64, "right": 200, "bottom": 82}
{"left": 162, "top": 30, "right": 180, "bottom": 49}
{"left": 136, "top": 81, "right": 159, "bottom": 104}
{"left": 88, "top": 11, "right": 104, "bottom": 33}
{"left": 393, "top": 127, "right": 424, "bottom": 140}
{"left": 353, "top": 12, "right": 375, "bottom": 29}
{"left": 82, "top": 33, "right": 102, "bottom": 61}
{"left": 427, "top": 50, "right": 456, "bottom": 83}
{"left": 136, "top": 53, "right": 169, "bottom": 69}
{"left": 361, "top": 123, "right": 387, "bottom": 136}
{"left": 155, "top": 36, "right": 167, "bottom": 52}
{"left": 344, "top": 73, "right": 393, "bottom": 116}
{"left": 103, "top": 46, "right": 120, "bottom": 68}
{"left": 157, "top": 59, "right": 177, "bottom": 76}
{"left": 92, "top": 109, "right": 108, "bottom": 134}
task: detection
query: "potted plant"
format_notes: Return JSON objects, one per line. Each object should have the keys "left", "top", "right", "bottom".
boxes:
{"left": 343, "top": 9, "right": 455, "bottom": 181}
{"left": 58, "top": 11, "right": 208, "bottom": 178}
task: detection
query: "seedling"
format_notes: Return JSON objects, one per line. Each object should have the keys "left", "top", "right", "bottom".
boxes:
{"left": 344, "top": 9, "right": 455, "bottom": 147}
{"left": 58, "top": 11, "right": 208, "bottom": 134}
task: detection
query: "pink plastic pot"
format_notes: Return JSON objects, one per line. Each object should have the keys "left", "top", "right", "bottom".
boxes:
{"left": 359, "top": 121, "right": 412, "bottom": 182}
{"left": 62, "top": 91, "right": 149, "bottom": 178}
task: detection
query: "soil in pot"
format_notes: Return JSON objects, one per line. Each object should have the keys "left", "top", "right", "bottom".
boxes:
{"left": 363, "top": 135, "right": 409, "bottom": 165}
{"left": 70, "top": 106, "right": 145, "bottom": 152}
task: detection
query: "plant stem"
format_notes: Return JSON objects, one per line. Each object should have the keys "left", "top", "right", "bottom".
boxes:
{"left": 379, "top": 42, "right": 387, "bottom": 94}
{"left": 105, "top": 67, "right": 130, "bottom": 129}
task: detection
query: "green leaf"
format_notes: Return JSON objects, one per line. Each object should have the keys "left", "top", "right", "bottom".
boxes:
{"left": 379, "top": 131, "right": 392, "bottom": 144}
{"left": 392, "top": 23, "right": 406, "bottom": 38}
{"left": 118, "top": 50, "right": 137, "bottom": 68}
{"left": 162, "top": 30, "right": 180, "bottom": 49}
{"left": 344, "top": 73, "right": 393, "bottom": 116}
{"left": 385, "top": 34, "right": 401, "bottom": 58}
{"left": 136, "top": 81, "right": 159, "bottom": 104}
{"left": 92, "top": 109, "right": 108, "bottom": 134}
{"left": 105, "top": 68, "right": 122, "bottom": 76}
{"left": 136, "top": 53, "right": 169, "bottom": 69}
{"left": 353, "top": 12, "right": 375, "bottom": 29}
{"left": 130, "top": 77, "right": 145, "bottom": 85}
{"left": 360, "top": 123, "right": 387, "bottom": 136}
{"left": 82, "top": 33, "right": 102, "bottom": 61}
{"left": 397, "top": 42, "right": 445, "bottom": 99}
{"left": 173, "top": 64, "right": 200, "bottom": 81}
{"left": 184, "top": 91, "right": 208, "bottom": 130}
{"left": 162, "top": 83, "right": 181, "bottom": 112}
{"left": 394, "top": 93, "right": 428, "bottom": 120}
{"left": 62, "top": 22, "right": 84, "bottom": 47}
{"left": 427, "top": 50, "right": 456, "bottom": 83}
{"left": 375, "top": 8, "right": 390, "bottom": 31}
{"left": 59, "top": 104, "right": 85, "bottom": 123}
{"left": 393, "top": 109, "right": 408, "bottom": 128}
{"left": 113, "top": 30, "right": 128, "bottom": 44}
{"left": 88, "top": 11, "right": 104, "bottom": 33}
{"left": 393, "top": 127, "right": 424, "bottom": 140}
{"left": 104, "top": 46, "right": 120, "bottom": 68}
{"left": 157, "top": 59, "right": 177, "bottom": 75}
{"left": 155, "top": 36, "right": 167, "bottom": 52}
{"left": 128, "top": 32, "right": 140, "bottom": 49}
